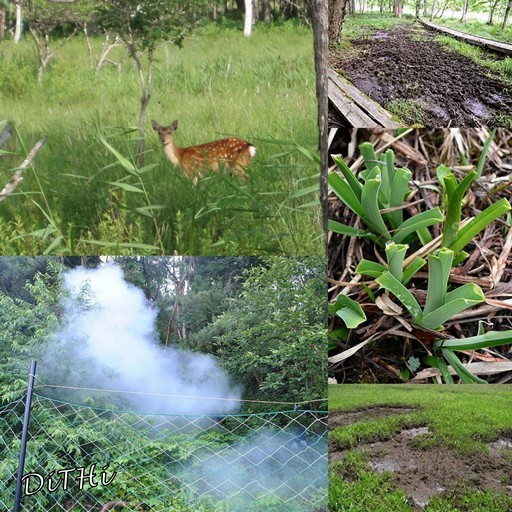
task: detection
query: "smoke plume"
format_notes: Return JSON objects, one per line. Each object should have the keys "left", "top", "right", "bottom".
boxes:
{"left": 42, "top": 264, "right": 241, "bottom": 415}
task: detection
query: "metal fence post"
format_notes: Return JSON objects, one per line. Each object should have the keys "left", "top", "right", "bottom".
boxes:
{"left": 13, "top": 360, "right": 37, "bottom": 512}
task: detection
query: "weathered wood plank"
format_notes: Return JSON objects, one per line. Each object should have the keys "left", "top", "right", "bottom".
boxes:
{"left": 328, "top": 68, "right": 401, "bottom": 128}
{"left": 328, "top": 76, "right": 378, "bottom": 127}
{"left": 420, "top": 19, "right": 512, "bottom": 56}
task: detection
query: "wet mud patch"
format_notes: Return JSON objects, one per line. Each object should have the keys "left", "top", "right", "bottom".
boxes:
{"left": 329, "top": 406, "right": 416, "bottom": 428}
{"left": 488, "top": 435, "right": 512, "bottom": 457}
{"left": 330, "top": 23, "right": 512, "bottom": 127}
{"left": 331, "top": 424, "right": 512, "bottom": 508}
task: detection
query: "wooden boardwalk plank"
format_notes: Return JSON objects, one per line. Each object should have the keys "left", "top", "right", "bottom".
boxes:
{"left": 328, "top": 68, "right": 401, "bottom": 128}
{"left": 420, "top": 19, "right": 512, "bottom": 56}
{"left": 328, "top": 77, "right": 378, "bottom": 128}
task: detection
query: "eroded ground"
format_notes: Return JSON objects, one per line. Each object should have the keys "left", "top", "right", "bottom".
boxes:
{"left": 329, "top": 406, "right": 512, "bottom": 509}
{"left": 330, "top": 23, "right": 512, "bottom": 127}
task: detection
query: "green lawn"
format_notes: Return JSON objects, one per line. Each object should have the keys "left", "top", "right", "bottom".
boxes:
{"left": 0, "top": 21, "right": 321, "bottom": 255}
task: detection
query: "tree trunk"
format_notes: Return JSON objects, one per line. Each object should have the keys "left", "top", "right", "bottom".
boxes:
{"left": 128, "top": 42, "right": 152, "bottom": 166}
{"left": 328, "top": 0, "right": 348, "bottom": 44}
{"left": 429, "top": 0, "right": 436, "bottom": 20}
{"left": 0, "top": 8, "right": 5, "bottom": 42}
{"left": 380, "top": 0, "right": 384, "bottom": 13}
{"left": 263, "top": 0, "right": 271, "bottom": 22}
{"left": 487, "top": 0, "right": 500, "bottom": 24}
{"left": 252, "top": 0, "right": 259, "bottom": 22}
{"left": 14, "top": 0, "right": 22, "bottom": 43}
{"left": 438, "top": 0, "right": 450, "bottom": 18}
{"left": 29, "top": 27, "right": 53, "bottom": 82}
{"left": 311, "top": 0, "right": 328, "bottom": 237}
{"left": 244, "top": 0, "right": 253, "bottom": 36}
{"left": 393, "top": 0, "right": 402, "bottom": 18}
{"left": 460, "top": 0, "right": 468, "bottom": 21}
{"left": 415, "top": 0, "right": 420, "bottom": 18}
{"left": 502, "top": 0, "right": 512, "bottom": 28}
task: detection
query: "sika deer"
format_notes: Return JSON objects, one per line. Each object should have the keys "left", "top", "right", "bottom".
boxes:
{"left": 152, "top": 119, "right": 256, "bottom": 183}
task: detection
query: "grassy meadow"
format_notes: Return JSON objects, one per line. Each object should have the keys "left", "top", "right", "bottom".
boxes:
{"left": 0, "top": 21, "right": 321, "bottom": 255}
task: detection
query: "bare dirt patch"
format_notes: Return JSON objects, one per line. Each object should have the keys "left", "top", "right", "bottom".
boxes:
{"left": 330, "top": 23, "right": 512, "bottom": 127}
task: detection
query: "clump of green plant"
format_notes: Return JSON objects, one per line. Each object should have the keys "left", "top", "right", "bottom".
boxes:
{"left": 329, "top": 141, "right": 512, "bottom": 383}
{"left": 356, "top": 240, "right": 425, "bottom": 285}
{"left": 329, "top": 143, "right": 443, "bottom": 244}
{"left": 387, "top": 98, "right": 425, "bottom": 126}
{"left": 437, "top": 164, "right": 510, "bottom": 260}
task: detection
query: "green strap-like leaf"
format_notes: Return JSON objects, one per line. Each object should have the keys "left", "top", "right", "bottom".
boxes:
{"left": 99, "top": 134, "right": 137, "bottom": 174}
{"left": 434, "top": 329, "right": 512, "bottom": 351}
{"left": 475, "top": 128, "right": 497, "bottom": 179}
{"left": 359, "top": 142, "right": 380, "bottom": 173}
{"left": 332, "top": 156, "right": 363, "bottom": 201}
{"left": 402, "top": 257, "right": 426, "bottom": 285}
{"left": 448, "top": 198, "right": 511, "bottom": 255}
{"left": 441, "top": 349, "right": 488, "bottom": 384}
{"left": 444, "top": 282, "right": 485, "bottom": 304}
{"left": 422, "top": 284, "right": 484, "bottom": 329}
{"left": 383, "top": 149, "right": 395, "bottom": 205}
{"left": 424, "top": 248, "right": 454, "bottom": 316}
{"left": 356, "top": 259, "right": 387, "bottom": 278}
{"left": 385, "top": 242, "right": 408, "bottom": 283}
{"left": 328, "top": 220, "right": 375, "bottom": 238}
{"left": 330, "top": 294, "right": 367, "bottom": 329}
{"left": 328, "top": 171, "right": 365, "bottom": 218}
{"left": 388, "top": 167, "right": 412, "bottom": 229}
{"left": 376, "top": 271, "right": 422, "bottom": 321}
{"left": 437, "top": 356, "right": 455, "bottom": 384}
{"left": 393, "top": 208, "right": 443, "bottom": 243}
{"left": 361, "top": 175, "right": 390, "bottom": 238}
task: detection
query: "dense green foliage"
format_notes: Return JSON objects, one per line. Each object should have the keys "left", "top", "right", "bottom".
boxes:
{"left": 0, "top": 256, "right": 326, "bottom": 405}
{"left": 0, "top": 257, "right": 327, "bottom": 510}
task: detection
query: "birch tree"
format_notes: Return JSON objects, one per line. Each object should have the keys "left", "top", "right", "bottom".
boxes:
{"left": 14, "top": 0, "right": 23, "bottom": 42}
{"left": 244, "top": 0, "right": 253, "bottom": 36}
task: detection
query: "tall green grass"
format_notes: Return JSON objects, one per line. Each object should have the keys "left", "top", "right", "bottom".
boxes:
{"left": 0, "top": 21, "right": 321, "bottom": 255}
{"left": 433, "top": 17, "right": 512, "bottom": 44}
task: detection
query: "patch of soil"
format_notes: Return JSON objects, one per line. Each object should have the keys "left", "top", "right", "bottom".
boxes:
{"left": 330, "top": 23, "right": 512, "bottom": 127}
{"left": 331, "top": 423, "right": 512, "bottom": 508}
{"left": 329, "top": 406, "right": 416, "bottom": 428}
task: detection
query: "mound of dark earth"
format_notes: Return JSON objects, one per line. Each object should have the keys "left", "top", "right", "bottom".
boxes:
{"left": 330, "top": 23, "right": 512, "bottom": 127}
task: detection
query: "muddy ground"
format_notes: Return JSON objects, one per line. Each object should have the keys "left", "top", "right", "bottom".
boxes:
{"left": 329, "top": 23, "right": 512, "bottom": 127}
{"left": 329, "top": 406, "right": 512, "bottom": 509}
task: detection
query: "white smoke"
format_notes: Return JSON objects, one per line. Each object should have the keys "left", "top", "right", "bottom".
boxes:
{"left": 43, "top": 264, "right": 241, "bottom": 415}
{"left": 182, "top": 428, "right": 328, "bottom": 509}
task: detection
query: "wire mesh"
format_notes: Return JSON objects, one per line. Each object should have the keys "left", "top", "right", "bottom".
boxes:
{"left": 0, "top": 394, "right": 327, "bottom": 511}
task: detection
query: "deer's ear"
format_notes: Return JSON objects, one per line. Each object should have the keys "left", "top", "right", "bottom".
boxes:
{"left": 151, "top": 120, "right": 160, "bottom": 130}
{"left": 171, "top": 120, "right": 179, "bottom": 130}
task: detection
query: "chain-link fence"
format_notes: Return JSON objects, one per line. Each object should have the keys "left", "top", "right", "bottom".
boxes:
{"left": 0, "top": 392, "right": 327, "bottom": 511}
